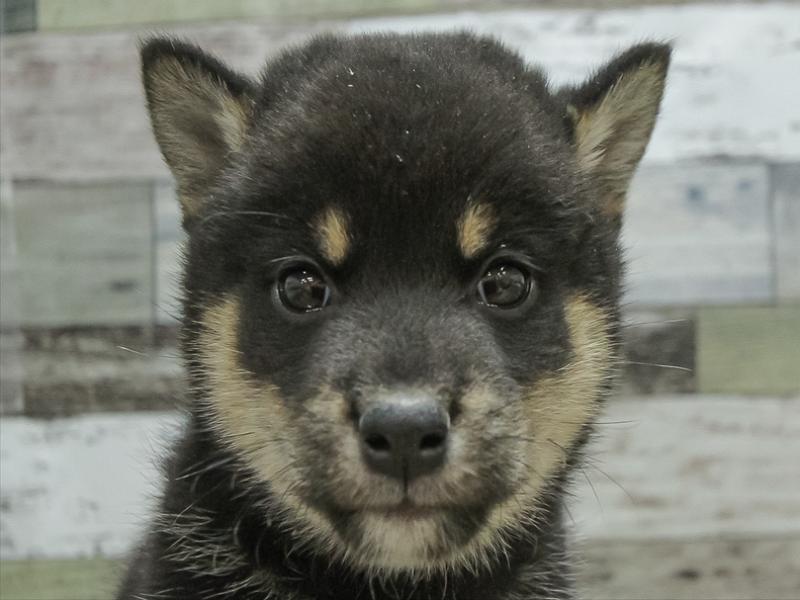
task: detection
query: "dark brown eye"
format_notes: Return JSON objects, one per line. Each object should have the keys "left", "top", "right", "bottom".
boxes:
{"left": 278, "top": 268, "right": 331, "bottom": 312}
{"left": 477, "top": 263, "right": 532, "bottom": 308}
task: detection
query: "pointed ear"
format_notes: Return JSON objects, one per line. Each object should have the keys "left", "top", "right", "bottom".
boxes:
{"left": 564, "top": 43, "right": 671, "bottom": 219}
{"left": 141, "top": 37, "right": 255, "bottom": 225}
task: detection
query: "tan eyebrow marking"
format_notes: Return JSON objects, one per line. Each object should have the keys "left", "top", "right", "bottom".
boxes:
{"left": 315, "top": 206, "right": 351, "bottom": 265}
{"left": 457, "top": 201, "right": 497, "bottom": 259}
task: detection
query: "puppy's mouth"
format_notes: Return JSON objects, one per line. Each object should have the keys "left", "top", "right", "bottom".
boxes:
{"left": 366, "top": 499, "right": 445, "bottom": 520}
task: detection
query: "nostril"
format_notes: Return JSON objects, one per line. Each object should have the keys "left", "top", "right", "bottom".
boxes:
{"left": 365, "top": 433, "right": 391, "bottom": 453}
{"left": 419, "top": 432, "right": 446, "bottom": 451}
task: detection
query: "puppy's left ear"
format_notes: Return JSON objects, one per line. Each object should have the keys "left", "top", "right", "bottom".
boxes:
{"left": 564, "top": 43, "right": 671, "bottom": 219}
{"left": 141, "top": 37, "right": 256, "bottom": 226}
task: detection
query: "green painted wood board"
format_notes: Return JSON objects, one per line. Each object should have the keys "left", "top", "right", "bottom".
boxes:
{"left": 697, "top": 305, "right": 800, "bottom": 395}
{"left": 11, "top": 181, "right": 155, "bottom": 327}
{"left": 0, "top": 558, "right": 120, "bottom": 600}
{"left": 36, "top": 0, "right": 437, "bottom": 30}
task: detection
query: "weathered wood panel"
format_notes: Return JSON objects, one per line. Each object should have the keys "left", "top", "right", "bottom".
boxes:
{"left": 3, "top": 535, "right": 799, "bottom": 600}
{"left": 20, "top": 326, "right": 184, "bottom": 417}
{"left": 622, "top": 163, "right": 773, "bottom": 306}
{"left": 697, "top": 305, "right": 800, "bottom": 396}
{"left": 2, "top": 396, "right": 798, "bottom": 559}
{"left": 11, "top": 181, "right": 155, "bottom": 327}
{"left": 0, "top": 179, "right": 25, "bottom": 414}
{"left": 36, "top": 0, "right": 435, "bottom": 30}
{"left": 572, "top": 397, "right": 800, "bottom": 541}
{"left": 771, "top": 163, "right": 800, "bottom": 303}
{"left": 578, "top": 535, "right": 800, "bottom": 600}
{"left": 3, "top": 5, "right": 799, "bottom": 180}
{"left": 0, "top": 558, "right": 122, "bottom": 600}
{"left": 0, "top": 22, "right": 321, "bottom": 180}
{"left": 32, "top": 0, "right": 754, "bottom": 32}
{"left": 0, "top": 411, "right": 183, "bottom": 559}
{"left": 1, "top": 0, "right": 36, "bottom": 34}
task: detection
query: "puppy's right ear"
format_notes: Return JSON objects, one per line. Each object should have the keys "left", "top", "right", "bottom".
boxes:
{"left": 141, "top": 37, "right": 255, "bottom": 226}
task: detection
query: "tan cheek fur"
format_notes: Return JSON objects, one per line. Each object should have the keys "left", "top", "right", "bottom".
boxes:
{"left": 315, "top": 206, "right": 351, "bottom": 266}
{"left": 471, "top": 294, "right": 614, "bottom": 560}
{"left": 195, "top": 296, "right": 337, "bottom": 548}
{"left": 457, "top": 201, "right": 497, "bottom": 259}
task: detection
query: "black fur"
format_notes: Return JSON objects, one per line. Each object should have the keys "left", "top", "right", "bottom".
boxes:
{"left": 120, "top": 32, "right": 670, "bottom": 600}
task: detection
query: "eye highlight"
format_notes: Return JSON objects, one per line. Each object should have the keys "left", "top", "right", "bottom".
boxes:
{"left": 476, "top": 262, "right": 534, "bottom": 309}
{"left": 278, "top": 267, "right": 331, "bottom": 312}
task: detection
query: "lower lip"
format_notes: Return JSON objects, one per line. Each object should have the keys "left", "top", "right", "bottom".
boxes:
{"left": 372, "top": 504, "right": 442, "bottom": 520}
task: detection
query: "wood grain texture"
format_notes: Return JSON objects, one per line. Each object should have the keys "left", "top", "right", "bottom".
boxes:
{"left": 10, "top": 181, "right": 155, "bottom": 327}
{"left": 771, "top": 163, "right": 800, "bottom": 302}
{"left": 32, "top": 0, "right": 758, "bottom": 31}
{"left": 696, "top": 305, "right": 800, "bottom": 396}
{"left": 571, "top": 396, "right": 800, "bottom": 541}
{"left": 578, "top": 535, "right": 800, "bottom": 600}
{"left": 0, "top": 179, "right": 25, "bottom": 414}
{"left": 1, "top": 0, "right": 36, "bottom": 34}
{"left": 622, "top": 163, "right": 773, "bottom": 306}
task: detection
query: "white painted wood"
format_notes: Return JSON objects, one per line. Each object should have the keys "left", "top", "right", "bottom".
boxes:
{"left": 0, "top": 412, "right": 183, "bottom": 559}
{"left": 572, "top": 396, "right": 800, "bottom": 541}
{"left": 0, "top": 179, "right": 25, "bottom": 414}
{"left": 1, "top": 396, "right": 798, "bottom": 559}
{"left": 579, "top": 535, "right": 800, "bottom": 600}
{"left": 1, "top": 5, "right": 799, "bottom": 180}
{"left": 622, "top": 164, "right": 773, "bottom": 305}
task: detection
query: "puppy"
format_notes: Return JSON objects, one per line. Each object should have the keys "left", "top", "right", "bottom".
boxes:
{"left": 119, "top": 31, "right": 669, "bottom": 600}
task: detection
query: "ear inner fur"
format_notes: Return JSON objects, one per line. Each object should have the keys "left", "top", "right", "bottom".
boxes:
{"left": 141, "top": 39, "right": 254, "bottom": 223}
{"left": 566, "top": 45, "right": 671, "bottom": 217}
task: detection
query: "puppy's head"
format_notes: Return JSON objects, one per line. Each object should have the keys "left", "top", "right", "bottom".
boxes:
{"left": 142, "top": 33, "right": 669, "bottom": 574}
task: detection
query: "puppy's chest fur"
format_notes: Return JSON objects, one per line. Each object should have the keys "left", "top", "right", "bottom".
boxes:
{"left": 119, "top": 31, "right": 669, "bottom": 600}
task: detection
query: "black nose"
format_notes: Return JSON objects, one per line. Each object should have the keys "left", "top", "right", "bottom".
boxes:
{"left": 359, "top": 393, "right": 449, "bottom": 481}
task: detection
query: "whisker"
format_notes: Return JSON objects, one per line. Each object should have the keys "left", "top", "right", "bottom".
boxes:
{"left": 624, "top": 360, "right": 692, "bottom": 373}
{"left": 117, "top": 345, "right": 149, "bottom": 357}
{"left": 579, "top": 466, "right": 603, "bottom": 514}
{"left": 584, "top": 462, "right": 635, "bottom": 503}
{"left": 622, "top": 318, "right": 689, "bottom": 329}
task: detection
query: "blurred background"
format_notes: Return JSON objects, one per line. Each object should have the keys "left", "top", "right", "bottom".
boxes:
{"left": 0, "top": 0, "right": 798, "bottom": 598}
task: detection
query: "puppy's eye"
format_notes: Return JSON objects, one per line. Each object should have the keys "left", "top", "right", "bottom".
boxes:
{"left": 477, "top": 263, "right": 533, "bottom": 308}
{"left": 278, "top": 268, "right": 331, "bottom": 312}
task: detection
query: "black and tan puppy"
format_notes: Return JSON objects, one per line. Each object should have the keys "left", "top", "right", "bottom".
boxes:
{"left": 119, "top": 32, "right": 669, "bottom": 600}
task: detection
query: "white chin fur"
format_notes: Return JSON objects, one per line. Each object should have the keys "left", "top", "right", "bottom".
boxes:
{"left": 355, "top": 513, "right": 445, "bottom": 571}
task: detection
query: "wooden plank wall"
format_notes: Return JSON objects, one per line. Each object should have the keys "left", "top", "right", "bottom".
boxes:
{"left": 0, "top": 6, "right": 798, "bottom": 600}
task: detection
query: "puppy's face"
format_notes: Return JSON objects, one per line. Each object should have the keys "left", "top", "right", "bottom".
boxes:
{"left": 142, "top": 34, "right": 669, "bottom": 573}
